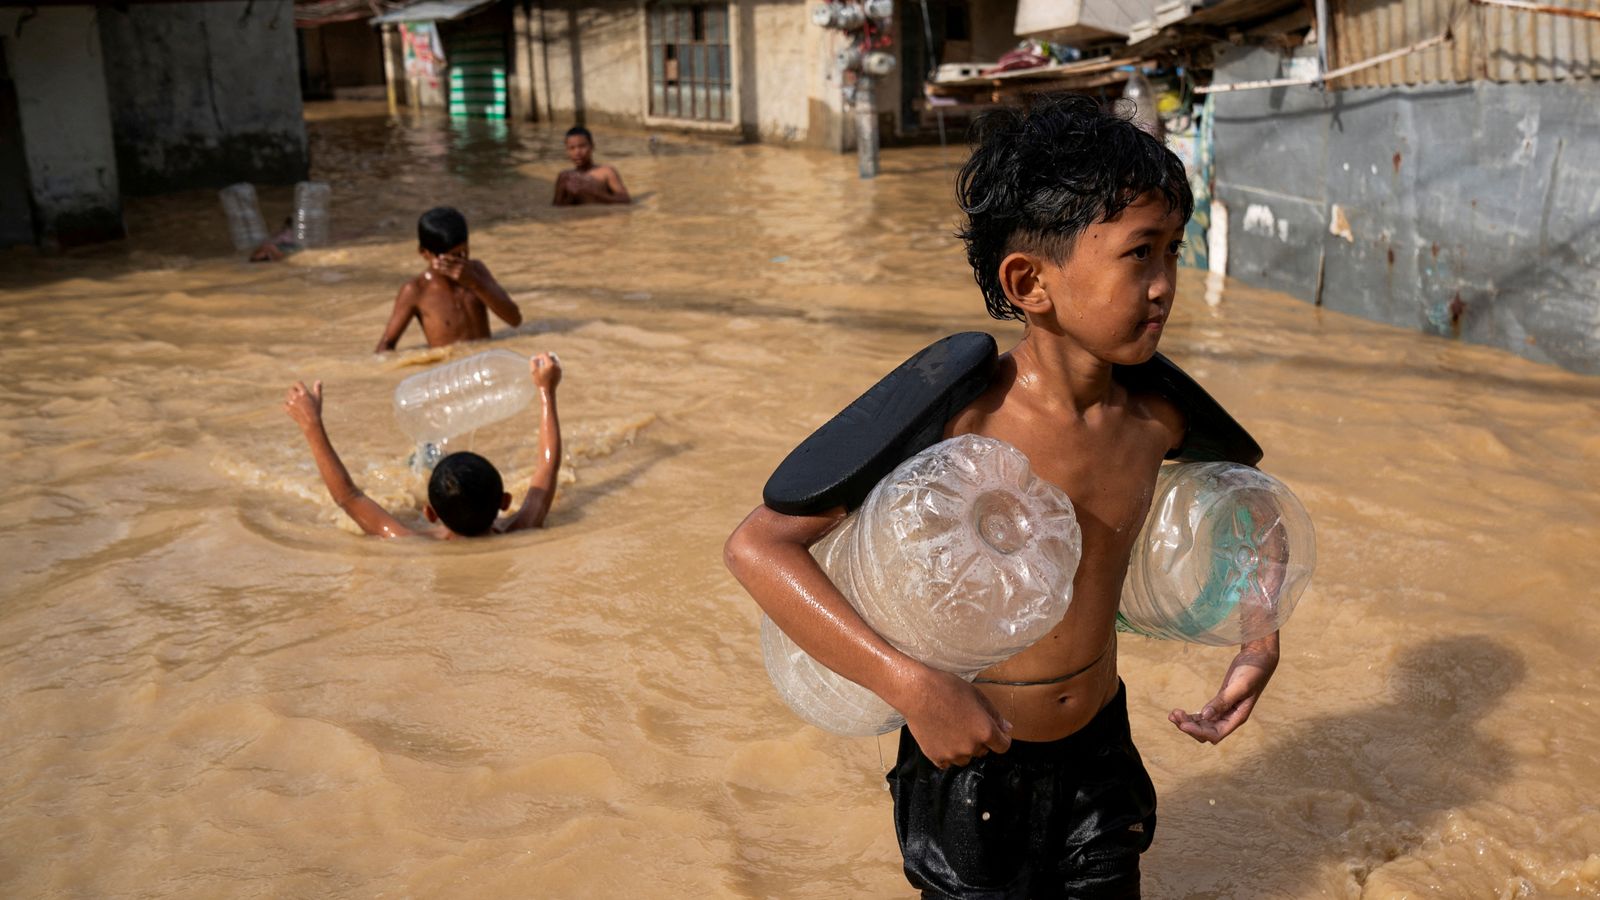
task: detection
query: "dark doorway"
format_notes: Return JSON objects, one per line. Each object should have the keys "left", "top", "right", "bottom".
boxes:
{"left": 0, "top": 43, "right": 36, "bottom": 247}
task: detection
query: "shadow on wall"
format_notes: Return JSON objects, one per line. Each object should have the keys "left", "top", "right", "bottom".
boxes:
{"left": 1150, "top": 634, "right": 1526, "bottom": 896}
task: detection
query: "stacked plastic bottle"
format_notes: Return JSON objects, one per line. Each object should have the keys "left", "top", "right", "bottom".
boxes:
{"left": 763, "top": 434, "right": 1083, "bottom": 736}
{"left": 1119, "top": 461, "right": 1315, "bottom": 646}
{"left": 293, "top": 181, "right": 332, "bottom": 247}
{"left": 393, "top": 349, "right": 535, "bottom": 450}
{"left": 219, "top": 183, "right": 268, "bottom": 252}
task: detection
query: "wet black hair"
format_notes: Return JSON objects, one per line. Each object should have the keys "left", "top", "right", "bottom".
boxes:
{"left": 417, "top": 206, "right": 469, "bottom": 255}
{"left": 427, "top": 451, "right": 503, "bottom": 536}
{"left": 565, "top": 125, "right": 593, "bottom": 143}
{"left": 956, "top": 92, "right": 1194, "bottom": 321}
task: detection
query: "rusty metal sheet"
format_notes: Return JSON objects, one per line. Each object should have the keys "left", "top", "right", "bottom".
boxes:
{"left": 1330, "top": 0, "right": 1600, "bottom": 86}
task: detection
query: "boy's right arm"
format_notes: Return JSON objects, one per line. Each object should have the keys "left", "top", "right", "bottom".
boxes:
{"left": 284, "top": 381, "right": 413, "bottom": 539}
{"left": 374, "top": 283, "right": 418, "bottom": 353}
{"left": 724, "top": 506, "right": 1013, "bottom": 768}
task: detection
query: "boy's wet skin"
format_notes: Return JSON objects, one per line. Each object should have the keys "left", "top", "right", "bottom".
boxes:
{"left": 553, "top": 126, "right": 630, "bottom": 206}
{"left": 727, "top": 192, "right": 1278, "bottom": 767}
{"left": 376, "top": 243, "right": 522, "bottom": 352}
{"left": 944, "top": 193, "right": 1189, "bottom": 744}
{"left": 376, "top": 207, "right": 522, "bottom": 353}
{"left": 284, "top": 353, "right": 563, "bottom": 539}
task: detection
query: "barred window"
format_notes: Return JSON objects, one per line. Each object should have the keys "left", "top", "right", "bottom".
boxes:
{"left": 647, "top": 3, "right": 732, "bottom": 121}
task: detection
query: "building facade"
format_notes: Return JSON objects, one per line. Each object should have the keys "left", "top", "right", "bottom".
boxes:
{"left": 0, "top": 0, "right": 309, "bottom": 248}
{"left": 374, "top": 0, "right": 1027, "bottom": 149}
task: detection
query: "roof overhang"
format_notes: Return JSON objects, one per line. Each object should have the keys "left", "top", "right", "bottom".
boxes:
{"left": 370, "top": 0, "right": 495, "bottom": 25}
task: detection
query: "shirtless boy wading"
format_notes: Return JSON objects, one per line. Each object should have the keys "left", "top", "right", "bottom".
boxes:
{"left": 375, "top": 206, "right": 522, "bottom": 353}
{"left": 725, "top": 95, "right": 1279, "bottom": 898}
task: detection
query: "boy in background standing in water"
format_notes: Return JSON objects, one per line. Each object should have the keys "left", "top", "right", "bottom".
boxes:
{"left": 553, "top": 126, "right": 631, "bottom": 206}
{"left": 725, "top": 95, "right": 1279, "bottom": 898}
{"left": 374, "top": 206, "right": 523, "bottom": 353}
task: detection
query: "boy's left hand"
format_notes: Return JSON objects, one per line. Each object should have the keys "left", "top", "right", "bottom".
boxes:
{"left": 284, "top": 380, "right": 324, "bottom": 430}
{"left": 1168, "top": 635, "right": 1279, "bottom": 744}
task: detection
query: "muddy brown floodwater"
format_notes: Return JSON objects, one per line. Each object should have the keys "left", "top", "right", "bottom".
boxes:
{"left": 2, "top": 102, "right": 1598, "bottom": 898}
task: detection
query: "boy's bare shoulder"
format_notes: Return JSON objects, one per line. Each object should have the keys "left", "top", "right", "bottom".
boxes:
{"left": 397, "top": 272, "right": 429, "bottom": 296}
{"left": 1123, "top": 384, "right": 1186, "bottom": 452}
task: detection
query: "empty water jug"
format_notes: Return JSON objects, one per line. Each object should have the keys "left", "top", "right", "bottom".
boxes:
{"left": 293, "top": 181, "right": 331, "bottom": 247}
{"left": 393, "top": 349, "right": 534, "bottom": 447}
{"left": 219, "top": 183, "right": 268, "bottom": 253}
{"left": 763, "top": 434, "right": 1083, "bottom": 736}
{"left": 1119, "top": 462, "right": 1315, "bottom": 646}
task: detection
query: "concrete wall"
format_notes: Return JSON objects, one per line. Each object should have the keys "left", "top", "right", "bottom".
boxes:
{"left": 527, "top": 0, "right": 851, "bottom": 148}
{"left": 98, "top": 0, "right": 308, "bottom": 195}
{"left": 301, "top": 20, "right": 386, "bottom": 98}
{"left": 1211, "top": 43, "right": 1600, "bottom": 374}
{"left": 0, "top": 7, "right": 123, "bottom": 247}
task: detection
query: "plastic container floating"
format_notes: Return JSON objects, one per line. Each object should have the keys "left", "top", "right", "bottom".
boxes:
{"left": 293, "top": 181, "right": 331, "bottom": 247}
{"left": 763, "top": 434, "right": 1082, "bottom": 736}
{"left": 1119, "top": 462, "right": 1315, "bottom": 646}
{"left": 218, "top": 182, "right": 268, "bottom": 252}
{"left": 393, "top": 349, "right": 534, "bottom": 448}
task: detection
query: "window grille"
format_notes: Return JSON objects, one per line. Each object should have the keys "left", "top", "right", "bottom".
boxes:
{"left": 647, "top": 3, "right": 732, "bottom": 121}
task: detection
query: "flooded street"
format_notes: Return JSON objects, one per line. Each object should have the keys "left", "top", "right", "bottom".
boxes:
{"left": 2, "top": 103, "right": 1598, "bottom": 898}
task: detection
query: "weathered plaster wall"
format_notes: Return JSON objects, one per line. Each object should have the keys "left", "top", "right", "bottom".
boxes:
{"left": 1212, "top": 43, "right": 1600, "bottom": 373}
{"left": 528, "top": 0, "right": 847, "bottom": 147}
{"left": 0, "top": 7, "right": 123, "bottom": 247}
{"left": 533, "top": 1, "right": 643, "bottom": 127}
{"left": 98, "top": 1, "right": 308, "bottom": 195}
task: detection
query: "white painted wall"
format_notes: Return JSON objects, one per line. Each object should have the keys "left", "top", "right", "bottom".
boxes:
{"left": 0, "top": 6, "right": 123, "bottom": 245}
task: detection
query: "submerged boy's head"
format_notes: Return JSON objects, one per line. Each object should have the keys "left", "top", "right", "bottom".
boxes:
{"left": 426, "top": 451, "right": 509, "bottom": 536}
{"left": 957, "top": 93, "right": 1193, "bottom": 323}
{"left": 564, "top": 126, "right": 594, "bottom": 166}
{"left": 418, "top": 206, "right": 469, "bottom": 257}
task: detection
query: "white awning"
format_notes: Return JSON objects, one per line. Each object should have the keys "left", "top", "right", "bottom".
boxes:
{"left": 370, "top": 0, "right": 496, "bottom": 25}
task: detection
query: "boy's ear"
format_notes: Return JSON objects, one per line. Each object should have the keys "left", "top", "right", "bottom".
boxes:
{"left": 998, "top": 252, "right": 1054, "bottom": 316}
{"left": 424, "top": 503, "right": 439, "bottom": 523}
{"left": 500, "top": 492, "right": 512, "bottom": 511}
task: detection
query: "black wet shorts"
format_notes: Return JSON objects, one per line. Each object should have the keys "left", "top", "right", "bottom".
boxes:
{"left": 885, "top": 682, "right": 1157, "bottom": 900}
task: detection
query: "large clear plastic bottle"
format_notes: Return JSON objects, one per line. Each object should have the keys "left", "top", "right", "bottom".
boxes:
{"left": 763, "top": 434, "right": 1083, "bottom": 736}
{"left": 218, "top": 182, "right": 268, "bottom": 252}
{"left": 1119, "top": 462, "right": 1315, "bottom": 646}
{"left": 393, "top": 349, "right": 534, "bottom": 449}
{"left": 293, "top": 181, "right": 332, "bottom": 247}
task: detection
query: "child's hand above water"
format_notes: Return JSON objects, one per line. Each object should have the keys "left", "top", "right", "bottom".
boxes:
{"left": 283, "top": 381, "right": 325, "bottom": 430}
{"left": 1168, "top": 631, "right": 1280, "bottom": 744}
{"left": 530, "top": 352, "right": 562, "bottom": 391}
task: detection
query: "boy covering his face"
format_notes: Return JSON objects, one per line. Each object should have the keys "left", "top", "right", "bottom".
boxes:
{"left": 375, "top": 206, "right": 523, "bottom": 353}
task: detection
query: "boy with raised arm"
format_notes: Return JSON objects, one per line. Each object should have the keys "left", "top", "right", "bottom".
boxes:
{"left": 284, "top": 353, "right": 562, "bottom": 538}
{"left": 724, "top": 95, "right": 1279, "bottom": 897}
{"left": 552, "top": 126, "right": 631, "bottom": 206}
{"left": 375, "top": 206, "right": 523, "bottom": 353}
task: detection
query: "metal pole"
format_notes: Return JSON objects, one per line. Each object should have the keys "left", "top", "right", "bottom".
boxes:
{"left": 855, "top": 74, "right": 879, "bottom": 179}
{"left": 1314, "top": 0, "right": 1330, "bottom": 85}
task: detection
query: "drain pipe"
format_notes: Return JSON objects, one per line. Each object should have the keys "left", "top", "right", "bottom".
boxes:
{"left": 1314, "top": 0, "right": 1330, "bottom": 86}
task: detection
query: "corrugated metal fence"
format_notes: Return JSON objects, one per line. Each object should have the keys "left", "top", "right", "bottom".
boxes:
{"left": 1331, "top": 0, "right": 1600, "bottom": 86}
